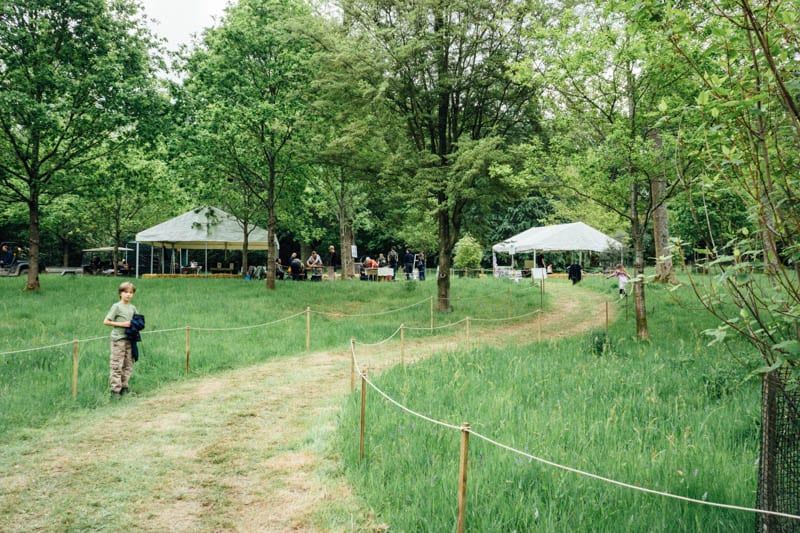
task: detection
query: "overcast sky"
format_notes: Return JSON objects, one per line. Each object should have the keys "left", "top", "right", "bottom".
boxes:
{"left": 139, "top": 0, "right": 230, "bottom": 51}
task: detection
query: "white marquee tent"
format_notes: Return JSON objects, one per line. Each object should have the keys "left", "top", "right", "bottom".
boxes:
{"left": 135, "top": 206, "right": 276, "bottom": 276}
{"left": 492, "top": 222, "right": 623, "bottom": 275}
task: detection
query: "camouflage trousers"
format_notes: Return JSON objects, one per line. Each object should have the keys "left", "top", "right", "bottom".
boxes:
{"left": 110, "top": 339, "right": 133, "bottom": 393}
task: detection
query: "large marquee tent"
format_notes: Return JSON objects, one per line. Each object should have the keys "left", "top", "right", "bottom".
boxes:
{"left": 135, "top": 206, "right": 275, "bottom": 276}
{"left": 492, "top": 221, "right": 623, "bottom": 275}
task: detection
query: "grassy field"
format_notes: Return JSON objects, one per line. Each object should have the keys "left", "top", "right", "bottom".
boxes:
{"left": 0, "top": 273, "right": 545, "bottom": 437}
{"left": 335, "top": 275, "right": 763, "bottom": 531}
{"left": 0, "top": 272, "right": 764, "bottom": 530}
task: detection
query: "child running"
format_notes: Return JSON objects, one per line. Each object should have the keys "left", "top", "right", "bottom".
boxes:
{"left": 607, "top": 264, "right": 631, "bottom": 298}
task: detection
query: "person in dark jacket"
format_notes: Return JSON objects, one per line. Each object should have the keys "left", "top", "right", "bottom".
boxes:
{"left": 388, "top": 246, "right": 399, "bottom": 279}
{"left": 328, "top": 246, "right": 340, "bottom": 273}
{"left": 290, "top": 252, "right": 304, "bottom": 280}
{"left": 403, "top": 248, "right": 415, "bottom": 280}
{"left": 567, "top": 263, "right": 582, "bottom": 285}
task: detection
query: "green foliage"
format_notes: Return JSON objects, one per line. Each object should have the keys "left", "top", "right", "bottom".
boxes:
{"left": 178, "top": 0, "right": 319, "bottom": 283}
{"left": 453, "top": 234, "right": 483, "bottom": 270}
{"left": 638, "top": 0, "right": 800, "bottom": 379}
{"left": 339, "top": 0, "right": 546, "bottom": 302}
{"left": 0, "top": 0, "right": 163, "bottom": 283}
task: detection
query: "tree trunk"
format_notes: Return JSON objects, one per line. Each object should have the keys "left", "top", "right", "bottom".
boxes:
{"left": 25, "top": 199, "right": 41, "bottom": 291}
{"left": 436, "top": 194, "right": 452, "bottom": 312}
{"left": 631, "top": 183, "right": 649, "bottom": 340}
{"left": 266, "top": 208, "right": 276, "bottom": 290}
{"left": 340, "top": 219, "right": 354, "bottom": 280}
{"left": 241, "top": 214, "right": 250, "bottom": 278}
{"left": 651, "top": 175, "right": 676, "bottom": 283}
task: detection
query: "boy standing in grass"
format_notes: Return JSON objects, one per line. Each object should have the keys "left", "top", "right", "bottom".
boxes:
{"left": 104, "top": 281, "right": 138, "bottom": 397}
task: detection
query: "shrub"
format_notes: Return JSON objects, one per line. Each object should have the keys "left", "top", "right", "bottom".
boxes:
{"left": 453, "top": 233, "right": 482, "bottom": 270}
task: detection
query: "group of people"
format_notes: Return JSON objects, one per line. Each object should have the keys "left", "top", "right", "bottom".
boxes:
{"left": 271, "top": 244, "right": 428, "bottom": 282}
{"left": 279, "top": 246, "right": 339, "bottom": 281}
{"left": 366, "top": 246, "right": 426, "bottom": 280}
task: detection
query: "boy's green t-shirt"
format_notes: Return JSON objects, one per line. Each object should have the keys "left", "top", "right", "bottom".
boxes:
{"left": 105, "top": 301, "right": 138, "bottom": 341}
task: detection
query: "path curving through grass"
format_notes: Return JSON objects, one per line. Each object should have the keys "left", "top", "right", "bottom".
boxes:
{"left": 0, "top": 282, "right": 612, "bottom": 532}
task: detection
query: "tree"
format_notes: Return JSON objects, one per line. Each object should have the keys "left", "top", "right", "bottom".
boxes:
{"left": 529, "top": 0, "right": 689, "bottom": 338}
{"left": 340, "top": 0, "right": 544, "bottom": 311}
{"left": 640, "top": 0, "right": 800, "bottom": 525}
{"left": 85, "top": 147, "right": 182, "bottom": 273}
{"left": 181, "top": 0, "right": 315, "bottom": 289}
{"left": 0, "top": 0, "right": 162, "bottom": 289}
{"left": 301, "top": 19, "right": 397, "bottom": 279}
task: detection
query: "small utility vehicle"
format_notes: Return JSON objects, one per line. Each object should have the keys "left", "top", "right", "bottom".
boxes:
{"left": 0, "top": 242, "right": 30, "bottom": 277}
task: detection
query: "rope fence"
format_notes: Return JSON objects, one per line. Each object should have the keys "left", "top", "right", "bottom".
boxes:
{"left": 1, "top": 285, "right": 540, "bottom": 399}
{"left": 348, "top": 329, "right": 800, "bottom": 531}
{"left": 3, "top": 281, "right": 790, "bottom": 527}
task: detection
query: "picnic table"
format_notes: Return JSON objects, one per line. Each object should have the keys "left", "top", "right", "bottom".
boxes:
{"left": 308, "top": 265, "right": 324, "bottom": 281}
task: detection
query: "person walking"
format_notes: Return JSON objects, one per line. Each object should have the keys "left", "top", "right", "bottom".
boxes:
{"left": 104, "top": 281, "right": 139, "bottom": 397}
{"left": 328, "top": 245, "right": 339, "bottom": 279}
{"left": 388, "top": 246, "right": 399, "bottom": 280}
{"left": 607, "top": 264, "right": 631, "bottom": 298}
{"left": 403, "top": 248, "right": 415, "bottom": 280}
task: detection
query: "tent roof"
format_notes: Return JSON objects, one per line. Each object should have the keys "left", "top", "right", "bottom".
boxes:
{"left": 492, "top": 222, "right": 622, "bottom": 254}
{"left": 135, "top": 206, "right": 274, "bottom": 250}
{"left": 82, "top": 247, "right": 133, "bottom": 252}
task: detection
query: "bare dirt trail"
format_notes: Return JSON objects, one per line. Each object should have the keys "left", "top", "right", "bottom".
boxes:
{"left": 0, "top": 282, "right": 614, "bottom": 532}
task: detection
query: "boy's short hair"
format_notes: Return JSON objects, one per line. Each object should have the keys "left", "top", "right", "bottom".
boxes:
{"left": 118, "top": 281, "right": 136, "bottom": 294}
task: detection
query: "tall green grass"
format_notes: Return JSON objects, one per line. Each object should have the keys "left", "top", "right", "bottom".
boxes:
{"left": 0, "top": 275, "right": 544, "bottom": 437}
{"left": 336, "top": 275, "right": 763, "bottom": 531}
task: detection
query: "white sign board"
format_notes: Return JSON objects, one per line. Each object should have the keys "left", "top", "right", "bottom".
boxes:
{"left": 532, "top": 268, "right": 547, "bottom": 280}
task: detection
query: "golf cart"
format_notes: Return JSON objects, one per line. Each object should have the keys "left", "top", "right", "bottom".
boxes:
{"left": 0, "top": 242, "right": 29, "bottom": 277}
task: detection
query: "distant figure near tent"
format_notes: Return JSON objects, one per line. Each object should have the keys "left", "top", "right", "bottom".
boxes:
{"left": 491, "top": 222, "right": 622, "bottom": 278}
{"left": 567, "top": 264, "right": 582, "bottom": 285}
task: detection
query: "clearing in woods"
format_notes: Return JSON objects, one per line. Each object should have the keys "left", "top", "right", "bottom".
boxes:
{"left": 0, "top": 282, "right": 613, "bottom": 532}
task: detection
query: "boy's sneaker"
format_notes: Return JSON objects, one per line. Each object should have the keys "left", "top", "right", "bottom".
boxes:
{"left": 120, "top": 387, "right": 129, "bottom": 395}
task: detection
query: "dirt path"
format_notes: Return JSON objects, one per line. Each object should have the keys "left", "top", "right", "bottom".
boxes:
{"left": 0, "top": 282, "right": 613, "bottom": 532}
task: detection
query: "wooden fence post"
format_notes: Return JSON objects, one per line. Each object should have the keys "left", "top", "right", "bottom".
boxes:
{"left": 72, "top": 339, "right": 79, "bottom": 400}
{"left": 400, "top": 323, "right": 405, "bottom": 368}
{"left": 359, "top": 367, "right": 368, "bottom": 462}
{"left": 306, "top": 306, "right": 311, "bottom": 351}
{"left": 430, "top": 296, "right": 434, "bottom": 331}
{"left": 540, "top": 279, "right": 544, "bottom": 309}
{"left": 538, "top": 309, "right": 542, "bottom": 342}
{"left": 185, "top": 326, "right": 190, "bottom": 375}
{"left": 350, "top": 337, "right": 356, "bottom": 392}
{"left": 457, "top": 422, "right": 471, "bottom": 533}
